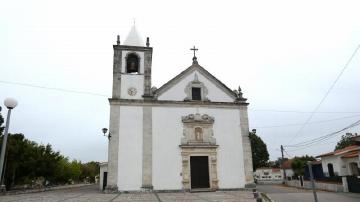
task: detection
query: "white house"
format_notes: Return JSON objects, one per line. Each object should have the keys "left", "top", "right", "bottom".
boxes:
{"left": 100, "top": 26, "right": 254, "bottom": 192}
{"left": 99, "top": 162, "right": 108, "bottom": 191}
{"left": 317, "top": 145, "right": 360, "bottom": 177}
{"left": 254, "top": 168, "right": 283, "bottom": 181}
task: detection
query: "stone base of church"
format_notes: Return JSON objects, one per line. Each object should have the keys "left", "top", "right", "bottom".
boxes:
{"left": 141, "top": 185, "right": 154, "bottom": 191}
{"left": 104, "top": 185, "right": 118, "bottom": 193}
{"left": 103, "top": 186, "right": 253, "bottom": 193}
{"left": 244, "top": 183, "right": 256, "bottom": 188}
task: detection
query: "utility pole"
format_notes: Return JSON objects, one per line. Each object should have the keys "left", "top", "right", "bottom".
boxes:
{"left": 308, "top": 161, "right": 318, "bottom": 202}
{"left": 280, "top": 145, "right": 287, "bottom": 184}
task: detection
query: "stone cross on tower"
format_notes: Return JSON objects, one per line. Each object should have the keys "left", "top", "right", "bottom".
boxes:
{"left": 190, "top": 46, "right": 198, "bottom": 64}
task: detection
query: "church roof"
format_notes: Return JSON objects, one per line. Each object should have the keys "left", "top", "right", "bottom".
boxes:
{"left": 123, "top": 25, "right": 145, "bottom": 47}
{"left": 155, "top": 61, "right": 241, "bottom": 100}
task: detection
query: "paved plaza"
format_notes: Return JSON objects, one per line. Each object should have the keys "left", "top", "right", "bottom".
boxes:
{"left": 257, "top": 184, "right": 360, "bottom": 202}
{"left": 0, "top": 185, "right": 257, "bottom": 202}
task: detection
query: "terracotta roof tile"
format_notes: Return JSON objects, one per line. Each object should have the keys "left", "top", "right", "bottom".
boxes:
{"left": 282, "top": 159, "right": 293, "bottom": 169}
{"left": 317, "top": 145, "right": 360, "bottom": 158}
{"left": 341, "top": 153, "right": 359, "bottom": 158}
{"left": 272, "top": 168, "right": 281, "bottom": 172}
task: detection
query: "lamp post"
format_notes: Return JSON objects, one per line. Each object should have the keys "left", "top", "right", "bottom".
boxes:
{"left": 101, "top": 128, "right": 111, "bottom": 140}
{"left": 0, "top": 98, "right": 18, "bottom": 191}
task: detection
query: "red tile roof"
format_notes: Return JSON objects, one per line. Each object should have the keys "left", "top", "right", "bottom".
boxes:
{"left": 351, "top": 135, "right": 360, "bottom": 142}
{"left": 282, "top": 159, "right": 293, "bottom": 169}
{"left": 316, "top": 145, "right": 360, "bottom": 158}
{"left": 341, "top": 153, "right": 359, "bottom": 158}
{"left": 272, "top": 168, "right": 281, "bottom": 172}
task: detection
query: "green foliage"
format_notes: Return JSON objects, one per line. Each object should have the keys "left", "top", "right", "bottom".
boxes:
{"left": 69, "top": 160, "right": 82, "bottom": 181}
{"left": 291, "top": 155, "right": 315, "bottom": 176}
{"left": 80, "top": 161, "right": 100, "bottom": 183}
{"left": 335, "top": 133, "right": 357, "bottom": 150}
{"left": 268, "top": 157, "right": 287, "bottom": 168}
{"left": 249, "top": 131, "right": 270, "bottom": 171}
{"left": 0, "top": 112, "right": 99, "bottom": 190}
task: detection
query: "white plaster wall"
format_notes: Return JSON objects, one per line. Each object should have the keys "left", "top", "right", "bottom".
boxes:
{"left": 152, "top": 106, "right": 245, "bottom": 190}
{"left": 343, "top": 157, "right": 359, "bottom": 175}
{"left": 212, "top": 108, "right": 245, "bottom": 188}
{"left": 254, "top": 169, "right": 283, "bottom": 181}
{"left": 285, "top": 169, "right": 294, "bottom": 177}
{"left": 158, "top": 70, "right": 234, "bottom": 102}
{"left": 117, "top": 106, "right": 143, "bottom": 190}
{"left": 321, "top": 156, "right": 343, "bottom": 176}
{"left": 121, "top": 51, "right": 144, "bottom": 74}
{"left": 120, "top": 75, "right": 144, "bottom": 99}
{"left": 99, "top": 163, "right": 108, "bottom": 191}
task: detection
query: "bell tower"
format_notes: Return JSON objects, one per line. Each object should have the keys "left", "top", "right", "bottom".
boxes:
{"left": 106, "top": 26, "right": 153, "bottom": 191}
{"left": 112, "top": 25, "right": 153, "bottom": 100}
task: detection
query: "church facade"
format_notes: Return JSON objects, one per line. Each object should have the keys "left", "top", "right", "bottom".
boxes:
{"left": 100, "top": 26, "right": 254, "bottom": 192}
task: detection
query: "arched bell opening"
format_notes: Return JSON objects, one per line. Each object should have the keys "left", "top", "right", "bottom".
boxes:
{"left": 126, "top": 53, "right": 140, "bottom": 73}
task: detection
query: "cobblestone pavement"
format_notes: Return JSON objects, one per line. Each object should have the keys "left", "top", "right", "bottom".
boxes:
{"left": 0, "top": 185, "right": 256, "bottom": 202}
{"left": 257, "top": 184, "right": 360, "bottom": 202}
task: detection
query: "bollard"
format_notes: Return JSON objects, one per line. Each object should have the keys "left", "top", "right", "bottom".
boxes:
{"left": 252, "top": 188, "right": 262, "bottom": 202}
{"left": 253, "top": 188, "right": 258, "bottom": 198}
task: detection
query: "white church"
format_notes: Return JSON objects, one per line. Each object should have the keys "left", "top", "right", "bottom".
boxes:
{"left": 100, "top": 26, "right": 254, "bottom": 192}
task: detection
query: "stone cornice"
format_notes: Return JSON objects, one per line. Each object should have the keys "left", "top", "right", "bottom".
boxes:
{"left": 108, "top": 98, "right": 249, "bottom": 108}
{"left": 179, "top": 145, "right": 219, "bottom": 148}
{"left": 113, "top": 45, "right": 152, "bottom": 51}
{"left": 182, "top": 113, "right": 214, "bottom": 124}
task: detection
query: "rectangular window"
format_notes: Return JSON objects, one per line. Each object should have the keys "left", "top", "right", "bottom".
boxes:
{"left": 192, "top": 87, "right": 201, "bottom": 100}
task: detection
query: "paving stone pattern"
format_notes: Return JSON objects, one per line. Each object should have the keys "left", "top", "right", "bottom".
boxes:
{"left": 0, "top": 185, "right": 256, "bottom": 202}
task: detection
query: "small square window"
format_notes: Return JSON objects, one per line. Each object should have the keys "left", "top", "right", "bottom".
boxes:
{"left": 192, "top": 87, "right": 201, "bottom": 100}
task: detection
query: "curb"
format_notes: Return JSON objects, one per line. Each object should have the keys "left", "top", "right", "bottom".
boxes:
{"left": 1, "top": 183, "right": 94, "bottom": 195}
{"left": 260, "top": 192, "right": 274, "bottom": 202}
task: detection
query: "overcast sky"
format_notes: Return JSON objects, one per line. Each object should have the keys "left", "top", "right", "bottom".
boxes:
{"left": 1, "top": 0, "right": 360, "bottom": 162}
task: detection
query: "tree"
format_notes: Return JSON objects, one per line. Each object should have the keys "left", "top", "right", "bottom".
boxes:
{"left": 0, "top": 112, "right": 100, "bottom": 190}
{"left": 80, "top": 161, "right": 100, "bottom": 183}
{"left": 249, "top": 130, "right": 269, "bottom": 171}
{"left": 268, "top": 157, "right": 287, "bottom": 168}
{"left": 291, "top": 155, "right": 315, "bottom": 176}
{"left": 335, "top": 133, "right": 357, "bottom": 150}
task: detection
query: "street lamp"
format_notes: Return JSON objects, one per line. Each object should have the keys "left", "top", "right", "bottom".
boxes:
{"left": 0, "top": 98, "right": 18, "bottom": 191}
{"left": 101, "top": 128, "right": 111, "bottom": 140}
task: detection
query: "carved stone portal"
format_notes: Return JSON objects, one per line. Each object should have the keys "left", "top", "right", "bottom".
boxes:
{"left": 180, "top": 113, "right": 218, "bottom": 190}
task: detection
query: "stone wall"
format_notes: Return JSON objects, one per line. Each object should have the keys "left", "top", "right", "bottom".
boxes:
{"left": 286, "top": 180, "right": 344, "bottom": 192}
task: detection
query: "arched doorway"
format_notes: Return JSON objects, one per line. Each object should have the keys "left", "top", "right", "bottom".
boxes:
{"left": 328, "top": 163, "right": 335, "bottom": 177}
{"left": 349, "top": 162, "right": 360, "bottom": 176}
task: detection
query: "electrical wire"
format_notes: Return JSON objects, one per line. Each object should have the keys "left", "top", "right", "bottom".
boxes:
{"left": 287, "top": 44, "right": 360, "bottom": 144}
{"left": 286, "top": 139, "right": 340, "bottom": 152}
{"left": 1, "top": 79, "right": 359, "bottom": 115}
{"left": 284, "top": 150, "right": 293, "bottom": 158}
{"left": 253, "top": 114, "right": 360, "bottom": 128}
{"left": 284, "top": 119, "right": 360, "bottom": 149}
{"left": 286, "top": 121, "right": 360, "bottom": 148}
{"left": 0, "top": 80, "right": 109, "bottom": 97}
{"left": 250, "top": 109, "right": 360, "bottom": 114}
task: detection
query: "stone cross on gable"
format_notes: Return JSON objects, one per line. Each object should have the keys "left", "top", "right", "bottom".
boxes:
{"left": 190, "top": 46, "right": 198, "bottom": 57}
{"left": 190, "top": 46, "right": 199, "bottom": 64}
